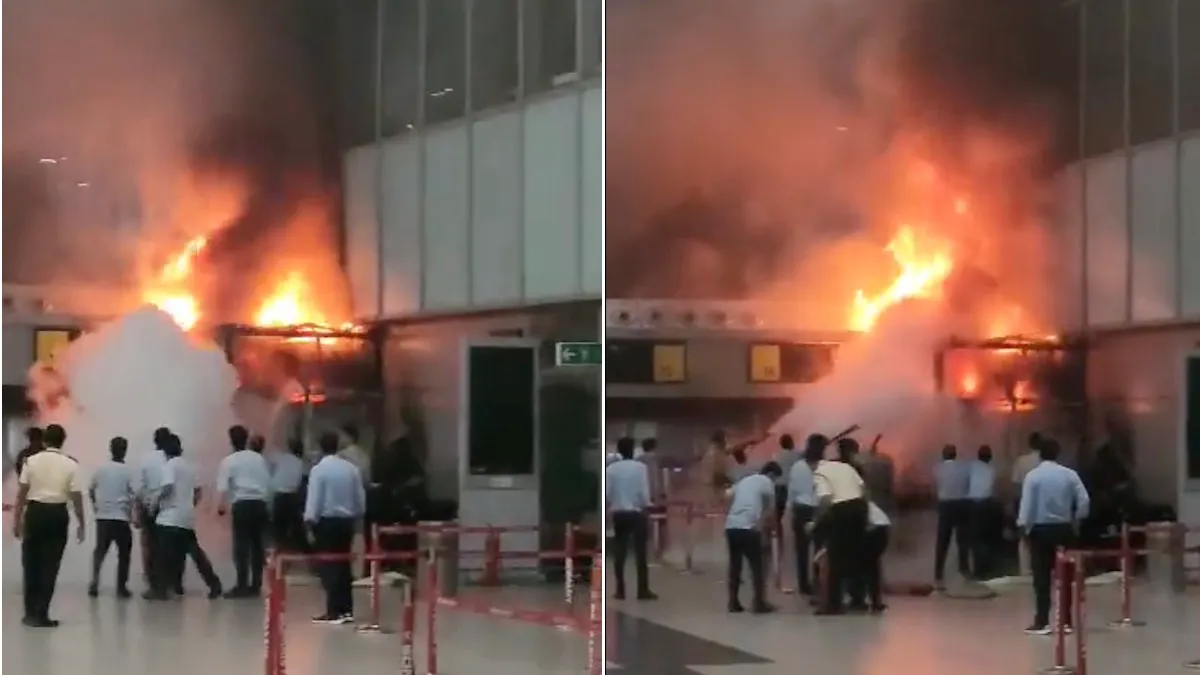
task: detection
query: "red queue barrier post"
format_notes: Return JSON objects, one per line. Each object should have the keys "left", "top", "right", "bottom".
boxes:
{"left": 1108, "top": 523, "right": 1146, "bottom": 629}
{"left": 399, "top": 576, "right": 417, "bottom": 675}
{"left": 426, "top": 542, "right": 441, "bottom": 675}
{"left": 565, "top": 524, "right": 577, "bottom": 607}
{"left": 1043, "top": 549, "right": 1076, "bottom": 675}
{"left": 357, "top": 525, "right": 385, "bottom": 633}
{"left": 482, "top": 526, "right": 502, "bottom": 586}
{"left": 682, "top": 503, "right": 696, "bottom": 573}
{"left": 586, "top": 564, "right": 603, "bottom": 675}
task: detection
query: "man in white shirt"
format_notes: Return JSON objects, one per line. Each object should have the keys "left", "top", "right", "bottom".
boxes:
{"left": 724, "top": 462, "right": 783, "bottom": 614}
{"left": 147, "top": 435, "right": 223, "bottom": 600}
{"left": 812, "top": 435, "right": 868, "bottom": 615}
{"left": 136, "top": 427, "right": 171, "bottom": 586}
{"left": 216, "top": 426, "right": 273, "bottom": 598}
{"left": 88, "top": 437, "right": 136, "bottom": 598}
{"left": 783, "top": 434, "right": 818, "bottom": 596}
{"left": 605, "top": 437, "right": 655, "bottom": 600}
{"left": 968, "top": 445, "right": 998, "bottom": 579}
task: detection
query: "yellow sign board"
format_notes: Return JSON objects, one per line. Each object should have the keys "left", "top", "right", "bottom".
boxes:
{"left": 749, "top": 344, "right": 781, "bottom": 383}
{"left": 652, "top": 344, "right": 686, "bottom": 383}
{"left": 35, "top": 329, "right": 74, "bottom": 368}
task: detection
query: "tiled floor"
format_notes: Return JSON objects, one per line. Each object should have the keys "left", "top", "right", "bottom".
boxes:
{"left": 1, "top": 513, "right": 590, "bottom": 675}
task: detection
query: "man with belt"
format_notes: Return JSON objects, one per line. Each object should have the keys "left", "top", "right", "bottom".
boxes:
{"left": 784, "top": 434, "right": 818, "bottom": 596}
{"left": 934, "top": 444, "right": 972, "bottom": 587}
{"left": 88, "top": 436, "right": 136, "bottom": 598}
{"left": 605, "top": 437, "right": 656, "bottom": 601}
{"left": 968, "top": 444, "right": 998, "bottom": 579}
{"left": 305, "top": 431, "right": 367, "bottom": 625}
{"left": 13, "top": 424, "right": 85, "bottom": 627}
{"left": 136, "top": 427, "right": 171, "bottom": 587}
{"left": 724, "top": 461, "right": 782, "bottom": 614}
{"left": 216, "top": 425, "right": 273, "bottom": 598}
{"left": 812, "top": 435, "right": 868, "bottom": 615}
{"left": 270, "top": 438, "right": 308, "bottom": 553}
{"left": 147, "top": 434, "right": 223, "bottom": 600}
{"left": 1018, "top": 438, "right": 1090, "bottom": 635}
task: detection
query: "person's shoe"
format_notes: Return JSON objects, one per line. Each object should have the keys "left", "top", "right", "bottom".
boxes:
{"left": 751, "top": 602, "right": 776, "bottom": 614}
{"left": 87, "top": 583, "right": 99, "bottom": 598}
{"left": 613, "top": 590, "right": 626, "bottom": 601}
{"left": 1025, "top": 624, "right": 1052, "bottom": 636}
{"left": 868, "top": 603, "right": 888, "bottom": 614}
{"left": 223, "top": 587, "right": 251, "bottom": 599}
{"left": 208, "top": 586, "right": 224, "bottom": 600}
{"left": 847, "top": 602, "right": 870, "bottom": 614}
{"left": 636, "top": 590, "right": 658, "bottom": 601}
{"left": 311, "top": 614, "right": 340, "bottom": 624}
{"left": 728, "top": 600, "right": 745, "bottom": 613}
{"left": 331, "top": 613, "right": 355, "bottom": 625}
{"left": 173, "top": 587, "right": 185, "bottom": 596}
{"left": 116, "top": 587, "right": 133, "bottom": 599}
{"left": 42, "top": 618, "right": 61, "bottom": 627}
{"left": 22, "top": 616, "right": 58, "bottom": 628}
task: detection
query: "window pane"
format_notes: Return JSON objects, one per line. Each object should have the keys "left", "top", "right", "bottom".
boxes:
{"left": 470, "top": 0, "right": 519, "bottom": 111}
{"left": 425, "top": 0, "right": 467, "bottom": 124}
{"left": 1128, "top": 0, "right": 1173, "bottom": 145}
{"left": 1056, "top": 0, "right": 1084, "bottom": 162}
{"left": 581, "top": 0, "right": 602, "bottom": 78}
{"left": 335, "top": 0, "right": 379, "bottom": 146}
{"left": 381, "top": 0, "right": 420, "bottom": 136}
{"left": 605, "top": 340, "right": 656, "bottom": 385}
{"left": 522, "top": 0, "right": 579, "bottom": 96}
{"left": 1180, "top": 0, "right": 1200, "bottom": 133}
{"left": 1083, "top": 0, "right": 1126, "bottom": 157}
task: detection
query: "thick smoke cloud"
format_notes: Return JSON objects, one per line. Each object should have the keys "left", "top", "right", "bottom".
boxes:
{"left": 2, "top": 0, "right": 345, "bottom": 323}
{"left": 605, "top": 0, "right": 1077, "bottom": 329}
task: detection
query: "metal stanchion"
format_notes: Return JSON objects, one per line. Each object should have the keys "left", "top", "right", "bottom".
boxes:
{"left": 399, "top": 579, "right": 416, "bottom": 675}
{"left": 1074, "top": 552, "right": 1088, "bottom": 675}
{"left": 276, "top": 558, "right": 289, "bottom": 675}
{"left": 565, "top": 524, "right": 577, "bottom": 606}
{"left": 586, "top": 564, "right": 603, "bottom": 675}
{"left": 357, "top": 526, "right": 387, "bottom": 634}
{"left": 425, "top": 544, "right": 440, "bottom": 675}
{"left": 682, "top": 503, "right": 696, "bottom": 574}
{"left": 481, "top": 526, "right": 501, "bottom": 586}
{"left": 1108, "top": 523, "right": 1145, "bottom": 628}
{"left": 264, "top": 555, "right": 277, "bottom": 675}
{"left": 1042, "top": 550, "right": 1077, "bottom": 675}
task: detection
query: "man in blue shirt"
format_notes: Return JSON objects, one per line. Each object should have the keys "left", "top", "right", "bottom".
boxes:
{"left": 270, "top": 438, "right": 308, "bottom": 553}
{"left": 933, "top": 444, "right": 972, "bottom": 587}
{"left": 605, "top": 437, "right": 655, "bottom": 601}
{"left": 216, "top": 426, "right": 273, "bottom": 598}
{"left": 304, "top": 431, "right": 367, "bottom": 624}
{"left": 783, "top": 434, "right": 818, "bottom": 596}
{"left": 88, "top": 437, "right": 136, "bottom": 598}
{"left": 136, "top": 427, "right": 171, "bottom": 586}
{"left": 724, "top": 462, "right": 783, "bottom": 614}
{"left": 147, "top": 434, "right": 222, "bottom": 600}
{"left": 1018, "top": 438, "right": 1090, "bottom": 635}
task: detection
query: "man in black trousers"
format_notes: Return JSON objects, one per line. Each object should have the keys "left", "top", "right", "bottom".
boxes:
{"left": 605, "top": 437, "right": 656, "bottom": 600}
{"left": 88, "top": 437, "right": 136, "bottom": 598}
{"left": 13, "top": 424, "right": 86, "bottom": 627}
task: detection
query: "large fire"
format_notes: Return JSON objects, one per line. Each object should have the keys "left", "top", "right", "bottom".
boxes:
{"left": 849, "top": 226, "right": 955, "bottom": 332}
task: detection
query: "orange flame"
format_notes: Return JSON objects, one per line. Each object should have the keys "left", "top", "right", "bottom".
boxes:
{"left": 850, "top": 227, "right": 955, "bottom": 332}
{"left": 144, "top": 235, "right": 208, "bottom": 330}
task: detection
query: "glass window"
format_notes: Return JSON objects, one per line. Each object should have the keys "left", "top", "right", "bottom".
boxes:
{"left": 1083, "top": 0, "right": 1126, "bottom": 157}
{"left": 1128, "top": 0, "right": 1174, "bottom": 145}
{"left": 335, "top": 0, "right": 380, "bottom": 146}
{"left": 522, "top": 0, "right": 579, "bottom": 96}
{"left": 381, "top": 0, "right": 420, "bottom": 136}
{"left": 1180, "top": 0, "right": 1200, "bottom": 133}
{"left": 424, "top": 0, "right": 467, "bottom": 124}
{"left": 470, "top": 0, "right": 520, "bottom": 111}
{"left": 1055, "top": 0, "right": 1084, "bottom": 162}
{"left": 580, "top": 0, "right": 602, "bottom": 78}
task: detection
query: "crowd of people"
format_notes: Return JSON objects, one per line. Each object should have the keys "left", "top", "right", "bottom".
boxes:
{"left": 10, "top": 421, "right": 427, "bottom": 629}
{"left": 605, "top": 428, "right": 1095, "bottom": 633}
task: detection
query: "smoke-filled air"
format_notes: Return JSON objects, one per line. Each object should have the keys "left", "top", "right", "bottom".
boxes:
{"left": 6, "top": 0, "right": 347, "bottom": 477}
{"left": 606, "top": 0, "right": 1079, "bottom": 461}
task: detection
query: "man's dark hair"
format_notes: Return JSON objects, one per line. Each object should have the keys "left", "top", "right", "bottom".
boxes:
{"left": 154, "top": 427, "right": 172, "bottom": 449}
{"left": 26, "top": 427, "right": 43, "bottom": 443}
{"left": 616, "top": 437, "right": 635, "bottom": 459}
{"left": 164, "top": 434, "right": 183, "bottom": 458}
{"left": 836, "top": 437, "right": 860, "bottom": 461}
{"left": 229, "top": 425, "right": 249, "bottom": 451}
{"left": 288, "top": 438, "right": 304, "bottom": 457}
{"left": 804, "top": 434, "right": 828, "bottom": 464}
{"left": 249, "top": 435, "right": 266, "bottom": 453}
{"left": 1039, "top": 437, "right": 1061, "bottom": 462}
{"left": 942, "top": 444, "right": 958, "bottom": 460}
{"left": 1028, "top": 431, "right": 1044, "bottom": 451}
{"left": 340, "top": 423, "right": 360, "bottom": 442}
{"left": 779, "top": 434, "right": 795, "bottom": 450}
{"left": 978, "top": 444, "right": 993, "bottom": 462}
{"left": 43, "top": 424, "right": 66, "bottom": 449}
{"left": 641, "top": 438, "right": 657, "bottom": 453}
{"left": 760, "top": 461, "right": 783, "bottom": 479}
{"left": 319, "top": 431, "right": 340, "bottom": 455}
{"left": 110, "top": 436, "right": 129, "bottom": 461}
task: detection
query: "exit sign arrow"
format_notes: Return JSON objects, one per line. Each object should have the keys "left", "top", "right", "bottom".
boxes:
{"left": 555, "top": 341, "right": 602, "bottom": 366}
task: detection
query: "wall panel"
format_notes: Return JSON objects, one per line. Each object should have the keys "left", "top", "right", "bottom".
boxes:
{"left": 523, "top": 96, "right": 581, "bottom": 299}
{"left": 1085, "top": 155, "right": 1130, "bottom": 325}
{"left": 422, "top": 126, "right": 472, "bottom": 309}
{"left": 343, "top": 145, "right": 380, "bottom": 319}
{"left": 470, "top": 112, "right": 523, "bottom": 305}
{"left": 1129, "top": 142, "right": 1178, "bottom": 321}
{"left": 580, "top": 85, "right": 603, "bottom": 295}
{"left": 381, "top": 138, "right": 422, "bottom": 316}
{"left": 1182, "top": 137, "right": 1200, "bottom": 317}
{"left": 1056, "top": 164, "right": 1084, "bottom": 329}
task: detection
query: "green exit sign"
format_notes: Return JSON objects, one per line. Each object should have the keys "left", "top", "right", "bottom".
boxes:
{"left": 555, "top": 341, "right": 602, "bottom": 366}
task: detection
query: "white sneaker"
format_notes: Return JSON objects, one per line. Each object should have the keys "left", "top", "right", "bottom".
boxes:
{"left": 1025, "top": 624, "right": 1052, "bottom": 636}
{"left": 331, "top": 614, "right": 355, "bottom": 625}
